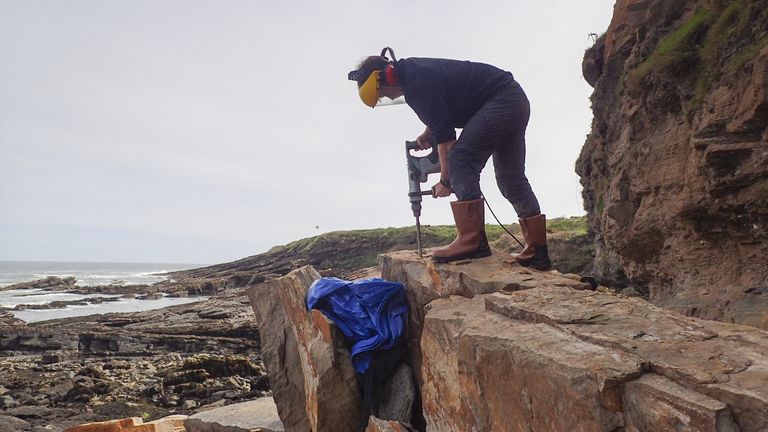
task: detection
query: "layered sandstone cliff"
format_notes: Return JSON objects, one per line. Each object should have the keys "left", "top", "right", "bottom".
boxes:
{"left": 577, "top": 0, "right": 768, "bottom": 328}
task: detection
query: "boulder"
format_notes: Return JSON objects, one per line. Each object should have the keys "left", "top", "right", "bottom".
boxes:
{"left": 246, "top": 266, "right": 361, "bottom": 432}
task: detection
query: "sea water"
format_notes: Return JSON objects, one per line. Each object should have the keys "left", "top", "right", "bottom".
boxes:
{"left": 0, "top": 261, "right": 199, "bottom": 288}
{"left": 0, "top": 261, "right": 208, "bottom": 323}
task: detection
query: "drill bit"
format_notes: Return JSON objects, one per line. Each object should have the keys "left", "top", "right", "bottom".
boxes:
{"left": 415, "top": 215, "right": 423, "bottom": 258}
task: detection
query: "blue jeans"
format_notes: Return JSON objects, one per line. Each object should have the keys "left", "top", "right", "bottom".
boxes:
{"left": 448, "top": 82, "right": 541, "bottom": 218}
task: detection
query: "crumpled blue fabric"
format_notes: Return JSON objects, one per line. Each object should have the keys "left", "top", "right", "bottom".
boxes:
{"left": 306, "top": 277, "right": 408, "bottom": 374}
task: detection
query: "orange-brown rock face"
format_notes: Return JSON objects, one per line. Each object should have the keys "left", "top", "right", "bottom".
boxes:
{"left": 383, "top": 251, "right": 768, "bottom": 431}
{"left": 380, "top": 250, "right": 589, "bottom": 385}
{"left": 577, "top": 0, "right": 768, "bottom": 328}
{"left": 246, "top": 266, "right": 361, "bottom": 432}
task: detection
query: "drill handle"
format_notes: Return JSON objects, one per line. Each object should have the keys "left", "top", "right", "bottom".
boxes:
{"left": 405, "top": 140, "right": 441, "bottom": 183}
{"left": 405, "top": 139, "right": 438, "bottom": 154}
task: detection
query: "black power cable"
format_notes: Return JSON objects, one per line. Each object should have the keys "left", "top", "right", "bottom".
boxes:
{"left": 482, "top": 195, "right": 525, "bottom": 249}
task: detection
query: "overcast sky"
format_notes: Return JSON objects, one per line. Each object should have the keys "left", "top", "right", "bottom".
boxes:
{"left": 0, "top": 0, "right": 616, "bottom": 264}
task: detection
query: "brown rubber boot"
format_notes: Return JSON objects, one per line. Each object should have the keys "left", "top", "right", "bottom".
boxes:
{"left": 432, "top": 199, "right": 492, "bottom": 263}
{"left": 513, "top": 214, "right": 552, "bottom": 270}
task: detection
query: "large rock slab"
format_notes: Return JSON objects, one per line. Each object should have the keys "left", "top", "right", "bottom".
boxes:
{"left": 380, "top": 251, "right": 768, "bottom": 431}
{"left": 485, "top": 287, "right": 768, "bottom": 431}
{"left": 422, "top": 295, "right": 644, "bottom": 432}
{"left": 246, "top": 273, "right": 309, "bottom": 432}
{"left": 246, "top": 266, "right": 361, "bottom": 432}
{"left": 186, "top": 398, "right": 284, "bottom": 432}
{"left": 380, "top": 250, "right": 588, "bottom": 383}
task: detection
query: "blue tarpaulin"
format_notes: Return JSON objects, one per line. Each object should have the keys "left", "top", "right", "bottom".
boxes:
{"left": 306, "top": 277, "right": 408, "bottom": 373}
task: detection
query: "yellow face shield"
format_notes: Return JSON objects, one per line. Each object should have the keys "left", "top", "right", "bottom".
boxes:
{"left": 358, "top": 71, "right": 380, "bottom": 108}
{"left": 348, "top": 56, "right": 405, "bottom": 108}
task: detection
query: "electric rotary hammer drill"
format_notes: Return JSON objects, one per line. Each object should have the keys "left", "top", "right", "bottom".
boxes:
{"left": 405, "top": 139, "right": 441, "bottom": 257}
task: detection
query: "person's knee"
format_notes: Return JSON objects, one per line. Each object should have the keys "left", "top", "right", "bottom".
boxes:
{"left": 448, "top": 147, "right": 471, "bottom": 174}
{"left": 496, "top": 172, "right": 528, "bottom": 198}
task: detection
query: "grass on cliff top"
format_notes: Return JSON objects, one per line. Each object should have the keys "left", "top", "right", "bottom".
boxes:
{"left": 271, "top": 215, "right": 587, "bottom": 252}
{"left": 266, "top": 216, "right": 587, "bottom": 271}
{"left": 628, "top": 7, "right": 713, "bottom": 91}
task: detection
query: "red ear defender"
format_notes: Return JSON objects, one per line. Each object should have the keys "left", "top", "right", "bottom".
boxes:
{"left": 383, "top": 64, "right": 397, "bottom": 86}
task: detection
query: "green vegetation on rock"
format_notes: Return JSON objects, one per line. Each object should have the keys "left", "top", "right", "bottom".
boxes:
{"left": 629, "top": 7, "right": 713, "bottom": 92}
{"left": 628, "top": 0, "right": 767, "bottom": 106}
{"left": 267, "top": 216, "right": 588, "bottom": 273}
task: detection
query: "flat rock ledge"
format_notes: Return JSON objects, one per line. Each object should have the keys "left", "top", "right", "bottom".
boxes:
{"left": 59, "top": 400, "right": 284, "bottom": 432}
{"left": 246, "top": 250, "right": 768, "bottom": 432}
{"left": 186, "top": 398, "right": 284, "bottom": 432}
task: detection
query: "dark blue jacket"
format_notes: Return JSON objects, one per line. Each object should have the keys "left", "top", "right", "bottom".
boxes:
{"left": 397, "top": 57, "right": 516, "bottom": 143}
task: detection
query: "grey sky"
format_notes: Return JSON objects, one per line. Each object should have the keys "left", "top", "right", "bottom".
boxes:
{"left": 0, "top": 0, "right": 616, "bottom": 264}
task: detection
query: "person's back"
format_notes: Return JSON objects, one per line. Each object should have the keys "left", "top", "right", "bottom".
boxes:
{"left": 396, "top": 58, "right": 515, "bottom": 133}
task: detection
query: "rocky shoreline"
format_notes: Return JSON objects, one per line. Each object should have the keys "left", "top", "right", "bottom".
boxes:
{"left": 0, "top": 277, "right": 264, "bottom": 431}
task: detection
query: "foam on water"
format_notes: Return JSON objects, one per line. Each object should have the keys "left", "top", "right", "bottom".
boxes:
{"left": 0, "top": 261, "right": 208, "bottom": 323}
{"left": 0, "top": 288, "right": 123, "bottom": 308}
{"left": 12, "top": 295, "right": 208, "bottom": 323}
{"left": 0, "top": 261, "right": 199, "bottom": 288}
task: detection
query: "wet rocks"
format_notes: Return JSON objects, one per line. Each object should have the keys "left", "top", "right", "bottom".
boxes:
{"left": 1, "top": 277, "right": 76, "bottom": 291}
{"left": 180, "top": 354, "right": 262, "bottom": 378}
{"left": 13, "top": 296, "right": 122, "bottom": 311}
{"left": 1, "top": 331, "right": 77, "bottom": 351}
{"left": 0, "top": 288, "right": 266, "bottom": 430}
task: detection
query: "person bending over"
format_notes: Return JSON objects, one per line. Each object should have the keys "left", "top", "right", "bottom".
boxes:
{"left": 348, "top": 48, "right": 551, "bottom": 270}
